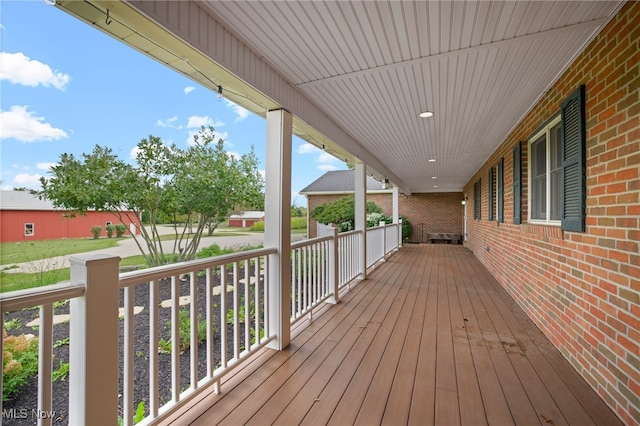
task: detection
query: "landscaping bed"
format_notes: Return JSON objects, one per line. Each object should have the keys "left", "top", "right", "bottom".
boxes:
{"left": 2, "top": 270, "right": 259, "bottom": 425}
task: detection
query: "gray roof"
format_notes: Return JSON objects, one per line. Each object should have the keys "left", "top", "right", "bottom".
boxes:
{"left": 299, "top": 170, "right": 388, "bottom": 194}
{"left": 0, "top": 190, "right": 55, "bottom": 211}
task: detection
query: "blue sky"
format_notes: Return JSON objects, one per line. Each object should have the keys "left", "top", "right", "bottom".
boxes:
{"left": 0, "top": 1, "right": 346, "bottom": 207}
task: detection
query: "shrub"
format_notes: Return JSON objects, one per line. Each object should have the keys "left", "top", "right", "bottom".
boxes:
{"left": 400, "top": 216, "right": 412, "bottom": 241}
{"left": 115, "top": 223, "right": 127, "bottom": 237}
{"left": 251, "top": 221, "right": 265, "bottom": 232}
{"left": 106, "top": 224, "right": 116, "bottom": 238}
{"left": 90, "top": 225, "right": 102, "bottom": 239}
{"left": 2, "top": 328, "right": 39, "bottom": 401}
{"left": 291, "top": 217, "right": 307, "bottom": 230}
{"left": 196, "top": 243, "right": 234, "bottom": 259}
{"left": 158, "top": 309, "right": 211, "bottom": 353}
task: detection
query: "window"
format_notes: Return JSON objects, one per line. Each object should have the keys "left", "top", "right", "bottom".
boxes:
{"left": 106, "top": 221, "right": 112, "bottom": 227}
{"left": 528, "top": 115, "right": 562, "bottom": 224}
{"left": 521, "top": 85, "right": 586, "bottom": 231}
{"left": 24, "top": 223, "right": 34, "bottom": 236}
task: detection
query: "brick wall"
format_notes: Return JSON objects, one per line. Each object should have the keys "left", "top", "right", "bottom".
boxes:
{"left": 306, "top": 192, "right": 463, "bottom": 239}
{"left": 464, "top": 2, "right": 639, "bottom": 424}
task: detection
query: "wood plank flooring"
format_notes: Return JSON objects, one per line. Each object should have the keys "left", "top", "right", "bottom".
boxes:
{"left": 160, "top": 244, "right": 622, "bottom": 426}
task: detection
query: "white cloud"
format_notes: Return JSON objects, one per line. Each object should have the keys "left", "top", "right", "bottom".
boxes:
{"left": 225, "top": 100, "right": 249, "bottom": 122}
{"left": 156, "top": 116, "right": 181, "bottom": 129}
{"left": 318, "top": 164, "right": 339, "bottom": 171}
{"left": 319, "top": 152, "right": 339, "bottom": 163}
{"left": 184, "top": 86, "right": 195, "bottom": 94}
{"left": 2, "top": 184, "right": 13, "bottom": 191}
{"left": 0, "top": 52, "right": 70, "bottom": 89}
{"left": 0, "top": 105, "right": 68, "bottom": 142}
{"left": 186, "top": 115, "right": 224, "bottom": 129}
{"left": 129, "top": 145, "right": 141, "bottom": 159}
{"left": 13, "top": 172, "right": 43, "bottom": 187}
{"left": 297, "top": 143, "right": 320, "bottom": 155}
{"left": 36, "top": 162, "right": 56, "bottom": 171}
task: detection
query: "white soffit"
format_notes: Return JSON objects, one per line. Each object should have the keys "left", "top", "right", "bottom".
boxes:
{"left": 56, "top": 0, "right": 624, "bottom": 193}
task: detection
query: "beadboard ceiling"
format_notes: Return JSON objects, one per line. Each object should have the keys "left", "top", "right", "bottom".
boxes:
{"left": 56, "top": 0, "right": 624, "bottom": 194}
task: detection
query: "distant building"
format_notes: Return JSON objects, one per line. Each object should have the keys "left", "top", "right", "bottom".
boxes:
{"left": 0, "top": 190, "right": 141, "bottom": 242}
{"left": 299, "top": 170, "right": 464, "bottom": 241}
{"left": 227, "top": 211, "right": 265, "bottom": 228}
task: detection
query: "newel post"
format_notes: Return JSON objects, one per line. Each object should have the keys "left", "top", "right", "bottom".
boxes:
{"left": 398, "top": 218, "right": 403, "bottom": 249}
{"left": 379, "top": 221, "right": 386, "bottom": 261}
{"left": 69, "top": 254, "right": 120, "bottom": 425}
{"left": 328, "top": 226, "right": 340, "bottom": 304}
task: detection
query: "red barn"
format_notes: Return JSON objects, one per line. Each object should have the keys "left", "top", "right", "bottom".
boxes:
{"left": 227, "top": 211, "right": 265, "bottom": 228}
{"left": 0, "top": 190, "right": 141, "bottom": 242}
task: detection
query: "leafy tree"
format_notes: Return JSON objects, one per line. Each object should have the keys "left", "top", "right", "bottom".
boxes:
{"left": 39, "top": 126, "right": 264, "bottom": 266}
{"left": 310, "top": 195, "right": 385, "bottom": 232}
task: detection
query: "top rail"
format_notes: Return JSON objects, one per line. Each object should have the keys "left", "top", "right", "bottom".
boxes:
{"left": 118, "top": 247, "right": 277, "bottom": 288}
{"left": 0, "top": 281, "right": 85, "bottom": 313}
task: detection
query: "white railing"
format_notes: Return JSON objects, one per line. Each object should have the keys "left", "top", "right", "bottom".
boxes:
{"left": 1, "top": 223, "right": 403, "bottom": 426}
{"left": 1, "top": 282, "right": 85, "bottom": 426}
{"left": 366, "top": 224, "right": 386, "bottom": 268}
{"left": 290, "top": 235, "right": 337, "bottom": 323}
{"left": 337, "top": 230, "right": 362, "bottom": 288}
{"left": 118, "top": 247, "right": 276, "bottom": 426}
{"left": 385, "top": 222, "right": 400, "bottom": 255}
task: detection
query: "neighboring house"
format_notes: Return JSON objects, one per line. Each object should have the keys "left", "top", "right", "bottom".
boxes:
{"left": 300, "top": 170, "right": 464, "bottom": 240}
{"left": 0, "top": 190, "right": 141, "bottom": 242}
{"left": 227, "top": 211, "right": 265, "bottom": 228}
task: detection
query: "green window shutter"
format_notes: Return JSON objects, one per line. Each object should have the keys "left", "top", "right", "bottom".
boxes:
{"left": 488, "top": 167, "right": 494, "bottom": 221}
{"left": 475, "top": 178, "right": 482, "bottom": 220}
{"left": 561, "top": 85, "right": 586, "bottom": 232}
{"left": 497, "top": 157, "right": 504, "bottom": 223}
{"left": 512, "top": 141, "right": 522, "bottom": 224}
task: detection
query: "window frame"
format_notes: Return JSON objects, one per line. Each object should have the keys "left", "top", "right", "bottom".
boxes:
{"left": 527, "top": 114, "right": 562, "bottom": 226}
{"left": 24, "top": 223, "right": 34, "bottom": 237}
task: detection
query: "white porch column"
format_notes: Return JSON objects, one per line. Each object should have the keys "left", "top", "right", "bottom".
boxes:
{"left": 392, "top": 186, "right": 399, "bottom": 224}
{"left": 69, "top": 254, "right": 120, "bottom": 426}
{"left": 354, "top": 160, "right": 367, "bottom": 280}
{"left": 265, "top": 109, "right": 292, "bottom": 350}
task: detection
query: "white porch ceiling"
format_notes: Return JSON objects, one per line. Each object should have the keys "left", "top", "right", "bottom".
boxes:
{"left": 56, "top": 0, "right": 624, "bottom": 194}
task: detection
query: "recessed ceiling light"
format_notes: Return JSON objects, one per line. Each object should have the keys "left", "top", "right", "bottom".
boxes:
{"left": 428, "top": 158, "right": 436, "bottom": 162}
{"left": 419, "top": 111, "right": 434, "bottom": 118}
{"left": 433, "top": 185, "right": 438, "bottom": 188}
{"left": 432, "top": 176, "right": 437, "bottom": 179}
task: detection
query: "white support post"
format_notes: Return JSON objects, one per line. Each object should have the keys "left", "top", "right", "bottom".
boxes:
{"left": 354, "top": 161, "right": 367, "bottom": 280}
{"left": 328, "top": 226, "right": 339, "bottom": 304}
{"left": 399, "top": 218, "right": 403, "bottom": 249}
{"left": 69, "top": 254, "right": 120, "bottom": 426}
{"left": 392, "top": 186, "right": 399, "bottom": 224}
{"left": 265, "top": 109, "right": 292, "bottom": 350}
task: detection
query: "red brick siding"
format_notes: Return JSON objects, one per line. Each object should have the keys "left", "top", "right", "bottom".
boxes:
{"left": 306, "top": 192, "right": 463, "bottom": 239}
{"left": 464, "top": 3, "right": 639, "bottom": 424}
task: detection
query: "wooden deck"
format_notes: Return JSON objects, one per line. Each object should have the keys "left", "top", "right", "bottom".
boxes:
{"left": 160, "top": 244, "right": 622, "bottom": 426}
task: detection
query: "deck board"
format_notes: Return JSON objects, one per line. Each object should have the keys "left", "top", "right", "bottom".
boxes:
{"left": 161, "top": 245, "right": 623, "bottom": 426}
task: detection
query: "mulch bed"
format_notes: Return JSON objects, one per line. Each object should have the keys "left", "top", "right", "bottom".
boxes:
{"left": 2, "top": 270, "right": 261, "bottom": 425}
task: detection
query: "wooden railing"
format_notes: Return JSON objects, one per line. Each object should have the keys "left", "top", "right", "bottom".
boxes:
{"left": 0, "top": 223, "right": 402, "bottom": 425}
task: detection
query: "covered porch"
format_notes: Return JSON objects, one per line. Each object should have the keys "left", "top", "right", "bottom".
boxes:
{"left": 160, "top": 244, "right": 621, "bottom": 426}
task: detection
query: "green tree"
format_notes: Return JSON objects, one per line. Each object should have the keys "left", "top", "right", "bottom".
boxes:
{"left": 39, "top": 126, "right": 264, "bottom": 266}
{"left": 310, "top": 195, "right": 385, "bottom": 232}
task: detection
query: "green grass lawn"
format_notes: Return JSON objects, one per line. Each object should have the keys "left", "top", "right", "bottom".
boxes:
{"left": 0, "top": 238, "right": 122, "bottom": 266}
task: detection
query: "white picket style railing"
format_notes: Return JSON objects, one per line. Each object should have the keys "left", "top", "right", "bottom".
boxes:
{"left": 0, "top": 223, "right": 402, "bottom": 425}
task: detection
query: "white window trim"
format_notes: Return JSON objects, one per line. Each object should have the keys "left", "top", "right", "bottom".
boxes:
{"left": 528, "top": 115, "right": 562, "bottom": 226}
{"left": 25, "top": 222, "right": 34, "bottom": 237}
